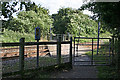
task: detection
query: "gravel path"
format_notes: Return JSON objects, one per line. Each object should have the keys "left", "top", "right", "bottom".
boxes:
{"left": 51, "top": 65, "right": 98, "bottom": 78}
{"left": 51, "top": 46, "right": 98, "bottom": 78}
{"left": 51, "top": 56, "right": 98, "bottom": 78}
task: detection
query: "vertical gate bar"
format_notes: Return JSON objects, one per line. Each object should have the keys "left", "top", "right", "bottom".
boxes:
{"left": 112, "top": 36, "right": 114, "bottom": 57}
{"left": 74, "top": 37, "right": 75, "bottom": 61}
{"left": 70, "top": 37, "right": 72, "bottom": 68}
{"left": 77, "top": 38, "right": 78, "bottom": 56}
{"left": 97, "top": 22, "right": 100, "bottom": 55}
{"left": 109, "top": 39, "right": 111, "bottom": 56}
{"left": 111, "top": 36, "right": 114, "bottom": 64}
{"left": 92, "top": 38, "right": 94, "bottom": 65}
{"left": 108, "top": 39, "right": 111, "bottom": 65}
{"left": 78, "top": 38, "right": 79, "bottom": 55}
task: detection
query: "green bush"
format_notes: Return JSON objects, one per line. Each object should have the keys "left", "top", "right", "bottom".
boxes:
{"left": 2, "top": 29, "right": 35, "bottom": 42}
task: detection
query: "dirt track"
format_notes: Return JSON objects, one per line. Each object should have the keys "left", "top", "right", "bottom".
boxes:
{"left": 51, "top": 46, "right": 98, "bottom": 78}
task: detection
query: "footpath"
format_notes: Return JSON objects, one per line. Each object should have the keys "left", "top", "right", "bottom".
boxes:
{"left": 51, "top": 65, "right": 98, "bottom": 78}
{"left": 51, "top": 46, "right": 98, "bottom": 78}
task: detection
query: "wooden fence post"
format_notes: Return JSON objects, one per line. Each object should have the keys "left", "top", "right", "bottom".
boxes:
{"left": 69, "top": 37, "right": 72, "bottom": 68}
{"left": 57, "top": 36, "right": 61, "bottom": 65}
{"left": 19, "top": 38, "right": 25, "bottom": 78}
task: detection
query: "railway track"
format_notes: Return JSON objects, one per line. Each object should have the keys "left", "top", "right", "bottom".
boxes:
{"left": 1, "top": 41, "right": 106, "bottom": 61}
{"left": 1, "top": 45, "right": 51, "bottom": 61}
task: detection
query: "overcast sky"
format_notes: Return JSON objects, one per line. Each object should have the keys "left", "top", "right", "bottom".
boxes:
{"left": 30, "top": 0, "right": 93, "bottom": 15}
{"left": 1, "top": 0, "right": 92, "bottom": 19}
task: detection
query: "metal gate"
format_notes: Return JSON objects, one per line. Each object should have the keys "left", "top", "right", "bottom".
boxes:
{"left": 73, "top": 37, "right": 112, "bottom": 66}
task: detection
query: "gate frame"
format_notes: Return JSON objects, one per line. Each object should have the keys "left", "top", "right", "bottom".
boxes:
{"left": 74, "top": 37, "right": 112, "bottom": 66}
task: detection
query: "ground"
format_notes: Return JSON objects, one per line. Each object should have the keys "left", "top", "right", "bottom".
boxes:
{"left": 51, "top": 54, "right": 98, "bottom": 78}
{"left": 51, "top": 65, "right": 98, "bottom": 78}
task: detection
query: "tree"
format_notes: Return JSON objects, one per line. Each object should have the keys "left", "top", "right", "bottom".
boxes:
{"left": 8, "top": 9, "right": 53, "bottom": 38}
{"left": 2, "top": 2, "right": 18, "bottom": 19}
{"left": 1, "top": 1, "right": 35, "bottom": 29}
{"left": 80, "top": 2, "right": 120, "bottom": 36}
{"left": 20, "top": 2, "right": 49, "bottom": 14}
{"left": 2, "top": 1, "right": 53, "bottom": 38}
{"left": 1, "top": 1, "right": 37, "bottom": 19}
{"left": 52, "top": 7, "right": 98, "bottom": 37}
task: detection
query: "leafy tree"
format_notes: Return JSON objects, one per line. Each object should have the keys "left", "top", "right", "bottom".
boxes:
{"left": 1, "top": 1, "right": 37, "bottom": 19}
{"left": 52, "top": 7, "right": 98, "bottom": 37}
{"left": 2, "top": 2, "right": 18, "bottom": 19}
{"left": 1, "top": 1, "right": 53, "bottom": 38}
{"left": 1, "top": 2, "right": 18, "bottom": 29}
{"left": 20, "top": 2, "right": 49, "bottom": 14}
{"left": 80, "top": 2, "right": 120, "bottom": 36}
{"left": 8, "top": 9, "right": 53, "bottom": 38}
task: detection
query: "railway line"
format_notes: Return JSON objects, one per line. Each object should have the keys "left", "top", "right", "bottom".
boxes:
{"left": 1, "top": 45, "right": 51, "bottom": 61}
{"left": 1, "top": 41, "right": 106, "bottom": 61}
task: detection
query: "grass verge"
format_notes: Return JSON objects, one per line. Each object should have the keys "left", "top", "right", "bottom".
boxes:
{"left": 2, "top": 62, "right": 72, "bottom": 79}
{"left": 85, "top": 43, "right": 118, "bottom": 79}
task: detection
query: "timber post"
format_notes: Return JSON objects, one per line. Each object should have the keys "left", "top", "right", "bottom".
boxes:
{"left": 19, "top": 38, "right": 25, "bottom": 78}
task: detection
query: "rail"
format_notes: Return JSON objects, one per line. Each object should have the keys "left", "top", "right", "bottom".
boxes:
{"left": 1, "top": 37, "right": 72, "bottom": 77}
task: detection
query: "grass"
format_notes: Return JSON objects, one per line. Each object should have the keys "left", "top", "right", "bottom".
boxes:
{"left": 1, "top": 29, "right": 48, "bottom": 43}
{"left": 3, "top": 62, "right": 72, "bottom": 78}
{"left": 1, "top": 29, "right": 35, "bottom": 43}
{"left": 2, "top": 57, "right": 57, "bottom": 74}
{"left": 2, "top": 56, "right": 70, "bottom": 74}
{"left": 1, "top": 28, "right": 111, "bottom": 43}
{"left": 85, "top": 42, "right": 118, "bottom": 79}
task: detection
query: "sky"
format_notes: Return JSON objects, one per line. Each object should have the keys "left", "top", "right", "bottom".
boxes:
{"left": 31, "top": 0, "right": 93, "bottom": 15}
{"left": 1, "top": 0, "right": 93, "bottom": 20}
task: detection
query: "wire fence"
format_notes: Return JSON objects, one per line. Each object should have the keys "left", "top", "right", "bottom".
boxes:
{"left": 1, "top": 37, "right": 72, "bottom": 76}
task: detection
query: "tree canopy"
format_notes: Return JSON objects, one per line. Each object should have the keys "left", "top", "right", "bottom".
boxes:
{"left": 52, "top": 7, "right": 98, "bottom": 37}
{"left": 80, "top": 2, "right": 120, "bottom": 36}
{"left": 2, "top": 2, "right": 53, "bottom": 38}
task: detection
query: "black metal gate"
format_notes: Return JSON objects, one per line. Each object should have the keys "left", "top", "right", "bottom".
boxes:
{"left": 73, "top": 37, "right": 112, "bottom": 66}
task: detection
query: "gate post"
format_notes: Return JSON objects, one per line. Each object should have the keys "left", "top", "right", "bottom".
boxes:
{"left": 19, "top": 38, "right": 25, "bottom": 78}
{"left": 111, "top": 36, "right": 115, "bottom": 65}
{"left": 57, "top": 36, "right": 61, "bottom": 65}
{"left": 69, "top": 37, "right": 72, "bottom": 68}
{"left": 112, "top": 36, "right": 114, "bottom": 57}
{"left": 109, "top": 39, "right": 112, "bottom": 65}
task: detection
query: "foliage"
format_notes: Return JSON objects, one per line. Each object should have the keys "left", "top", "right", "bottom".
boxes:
{"left": 1, "top": 1, "right": 53, "bottom": 39}
{"left": 52, "top": 7, "right": 101, "bottom": 37}
{"left": 1, "top": 1, "right": 40, "bottom": 19}
{"left": 80, "top": 2, "right": 120, "bottom": 36}
{"left": 5, "top": 9, "right": 53, "bottom": 38}
{"left": 1, "top": 29, "right": 35, "bottom": 42}
{"left": 2, "top": 2, "right": 18, "bottom": 19}
{"left": 20, "top": 2, "right": 49, "bottom": 14}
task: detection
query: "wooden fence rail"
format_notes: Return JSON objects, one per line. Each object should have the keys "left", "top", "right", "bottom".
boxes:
{"left": 1, "top": 41, "right": 71, "bottom": 47}
{"left": 1, "top": 37, "right": 72, "bottom": 77}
